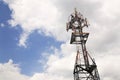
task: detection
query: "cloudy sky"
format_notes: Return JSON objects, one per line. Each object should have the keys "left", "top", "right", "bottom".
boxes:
{"left": 0, "top": 0, "right": 120, "bottom": 80}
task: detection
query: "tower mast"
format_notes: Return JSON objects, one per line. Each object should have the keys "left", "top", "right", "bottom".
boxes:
{"left": 66, "top": 9, "right": 100, "bottom": 80}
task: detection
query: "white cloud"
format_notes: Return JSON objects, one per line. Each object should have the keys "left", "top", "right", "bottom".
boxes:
{"left": 3, "top": 0, "right": 64, "bottom": 47}
{"left": 33, "top": 43, "right": 120, "bottom": 80}
{"left": 29, "top": 42, "right": 76, "bottom": 80}
{"left": 0, "top": 43, "right": 76, "bottom": 80}
{"left": 31, "top": 41, "right": 120, "bottom": 80}
{"left": 18, "top": 31, "right": 30, "bottom": 48}
{"left": 0, "top": 59, "right": 29, "bottom": 80}
{"left": 97, "top": 54, "right": 120, "bottom": 80}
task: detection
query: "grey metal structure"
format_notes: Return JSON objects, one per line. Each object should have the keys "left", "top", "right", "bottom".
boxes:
{"left": 66, "top": 9, "right": 100, "bottom": 80}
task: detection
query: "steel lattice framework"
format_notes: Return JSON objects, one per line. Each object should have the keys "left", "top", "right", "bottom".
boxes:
{"left": 66, "top": 9, "right": 100, "bottom": 80}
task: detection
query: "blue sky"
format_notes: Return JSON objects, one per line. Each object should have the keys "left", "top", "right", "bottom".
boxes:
{"left": 0, "top": 1, "right": 62, "bottom": 76}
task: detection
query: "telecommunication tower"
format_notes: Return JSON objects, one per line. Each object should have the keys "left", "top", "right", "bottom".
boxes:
{"left": 66, "top": 9, "right": 100, "bottom": 80}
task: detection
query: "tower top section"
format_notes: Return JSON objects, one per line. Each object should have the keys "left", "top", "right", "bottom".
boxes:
{"left": 66, "top": 9, "right": 90, "bottom": 44}
{"left": 66, "top": 8, "right": 89, "bottom": 32}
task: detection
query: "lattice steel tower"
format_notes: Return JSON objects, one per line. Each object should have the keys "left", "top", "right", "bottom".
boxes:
{"left": 66, "top": 9, "right": 100, "bottom": 80}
